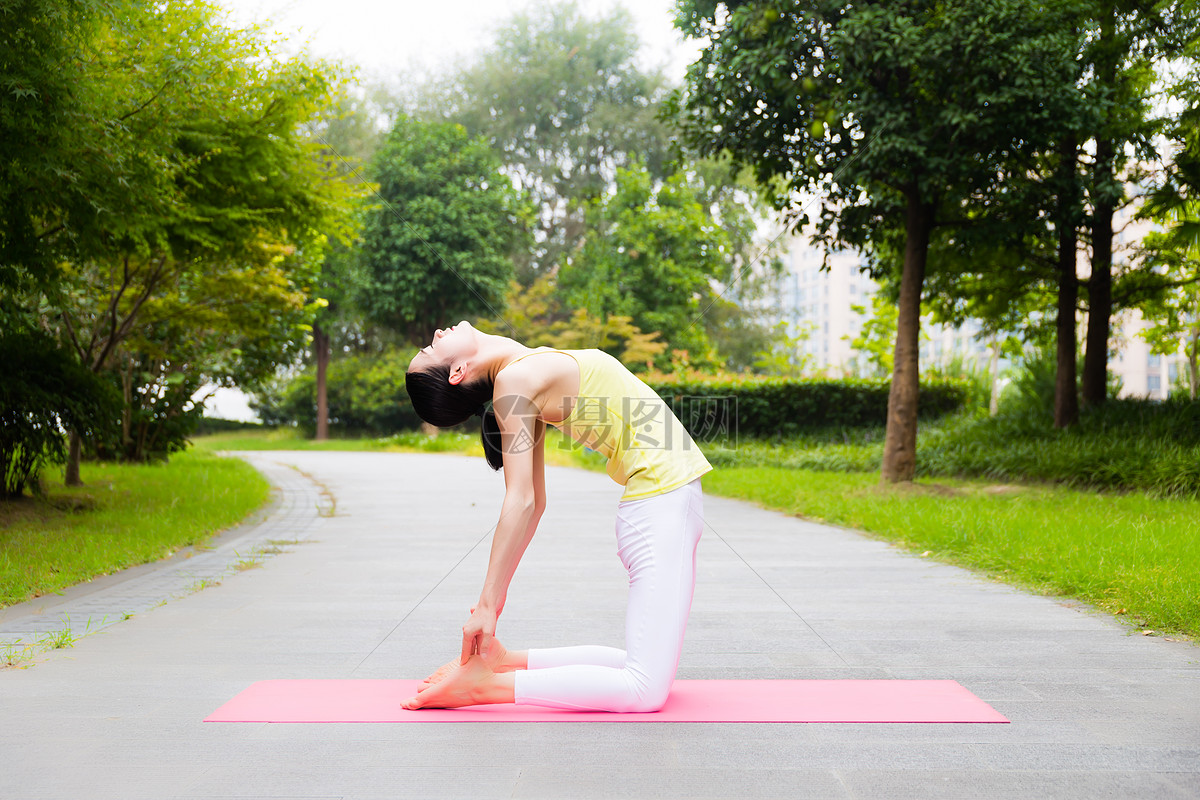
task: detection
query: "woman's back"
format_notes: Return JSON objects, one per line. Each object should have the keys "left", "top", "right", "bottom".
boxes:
{"left": 504, "top": 348, "right": 711, "bottom": 500}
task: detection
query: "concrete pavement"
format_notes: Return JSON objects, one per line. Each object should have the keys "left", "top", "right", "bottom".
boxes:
{"left": 1, "top": 450, "right": 1197, "bottom": 799}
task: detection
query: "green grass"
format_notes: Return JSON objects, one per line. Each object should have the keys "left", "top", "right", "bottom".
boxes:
{"left": 701, "top": 402, "right": 1200, "bottom": 498}
{"left": 913, "top": 405, "right": 1200, "bottom": 497}
{"left": 0, "top": 450, "right": 270, "bottom": 608}
{"left": 190, "top": 428, "right": 484, "bottom": 456}
{"left": 703, "top": 467, "right": 1200, "bottom": 639}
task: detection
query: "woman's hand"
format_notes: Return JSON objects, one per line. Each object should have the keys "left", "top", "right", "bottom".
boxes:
{"left": 460, "top": 603, "right": 500, "bottom": 665}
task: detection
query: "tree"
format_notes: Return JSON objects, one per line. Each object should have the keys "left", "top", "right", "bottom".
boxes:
{"left": 752, "top": 321, "right": 813, "bottom": 377}
{"left": 0, "top": 0, "right": 110, "bottom": 293}
{"left": 0, "top": 329, "right": 115, "bottom": 498}
{"left": 100, "top": 243, "right": 326, "bottom": 461}
{"left": 418, "top": 0, "right": 675, "bottom": 279}
{"left": 916, "top": 164, "right": 1084, "bottom": 427}
{"left": 23, "top": 1, "right": 362, "bottom": 480}
{"left": 356, "top": 114, "right": 528, "bottom": 346}
{"left": 556, "top": 164, "right": 734, "bottom": 365}
{"left": 392, "top": 1, "right": 782, "bottom": 366}
{"left": 1139, "top": 242, "right": 1200, "bottom": 398}
{"left": 475, "top": 277, "right": 667, "bottom": 369}
{"left": 848, "top": 291, "right": 901, "bottom": 379}
{"left": 671, "top": 0, "right": 1080, "bottom": 482}
{"left": 307, "top": 90, "right": 388, "bottom": 439}
{"left": 925, "top": 2, "right": 1199, "bottom": 421}
{"left": 1078, "top": 0, "right": 1197, "bottom": 408}
{"left": 1134, "top": 27, "right": 1200, "bottom": 400}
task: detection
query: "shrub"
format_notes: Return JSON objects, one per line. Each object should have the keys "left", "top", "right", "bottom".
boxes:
{"left": 0, "top": 330, "right": 118, "bottom": 498}
{"left": 193, "top": 417, "right": 266, "bottom": 435}
{"left": 645, "top": 375, "right": 971, "bottom": 440}
{"left": 917, "top": 396, "right": 1200, "bottom": 497}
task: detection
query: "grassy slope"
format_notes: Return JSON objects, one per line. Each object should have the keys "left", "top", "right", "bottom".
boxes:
{"left": 0, "top": 450, "right": 269, "bottom": 607}
{"left": 703, "top": 467, "right": 1199, "bottom": 638}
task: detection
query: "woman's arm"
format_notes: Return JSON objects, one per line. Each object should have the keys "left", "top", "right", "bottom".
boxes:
{"left": 460, "top": 381, "right": 546, "bottom": 664}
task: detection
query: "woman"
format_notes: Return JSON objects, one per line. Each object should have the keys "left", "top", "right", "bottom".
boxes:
{"left": 402, "top": 320, "right": 711, "bottom": 711}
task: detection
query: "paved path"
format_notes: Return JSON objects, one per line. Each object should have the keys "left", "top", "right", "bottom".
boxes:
{"left": 1, "top": 451, "right": 1197, "bottom": 800}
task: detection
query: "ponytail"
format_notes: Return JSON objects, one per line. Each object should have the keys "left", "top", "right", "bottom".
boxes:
{"left": 480, "top": 408, "right": 503, "bottom": 471}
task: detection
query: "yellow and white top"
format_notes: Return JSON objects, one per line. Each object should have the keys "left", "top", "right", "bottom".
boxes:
{"left": 510, "top": 348, "right": 711, "bottom": 501}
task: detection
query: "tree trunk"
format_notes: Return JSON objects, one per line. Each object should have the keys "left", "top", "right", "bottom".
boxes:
{"left": 120, "top": 354, "right": 135, "bottom": 459}
{"left": 1083, "top": 136, "right": 1114, "bottom": 408}
{"left": 881, "top": 191, "right": 932, "bottom": 484}
{"left": 1054, "top": 228, "right": 1079, "bottom": 428}
{"left": 1189, "top": 322, "right": 1199, "bottom": 401}
{"left": 988, "top": 334, "right": 1000, "bottom": 417}
{"left": 1083, "top": 12, "right": 1117, "bottom": 409}
{"left": 314, "top": 321, "right": 330, "bottom": 441}
{"left": 65, "top": 431, "right": 82, "bottom": 487}
{"left": 1054, "top": 135, "right": 1080, "bottom": 428}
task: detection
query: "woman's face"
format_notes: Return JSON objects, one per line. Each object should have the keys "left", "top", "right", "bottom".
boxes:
{"left": 413, "top": 320, "right": 475, "bottom": 370}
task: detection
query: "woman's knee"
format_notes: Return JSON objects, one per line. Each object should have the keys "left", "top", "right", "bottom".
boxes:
{"left": 625, "top": 677, "right": 673, "bottom": 713}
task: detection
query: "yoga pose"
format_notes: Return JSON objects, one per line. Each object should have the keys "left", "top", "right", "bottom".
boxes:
{"left": 402, "top": 321, "right": 711, "bottom": 711}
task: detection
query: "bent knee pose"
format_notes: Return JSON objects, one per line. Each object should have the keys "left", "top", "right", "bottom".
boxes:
{"left": 402, "top": 321, "right": 711, "bottom": 711}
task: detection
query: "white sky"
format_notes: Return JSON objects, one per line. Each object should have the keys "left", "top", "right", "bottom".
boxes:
{"left": 216, "top": 0, "right": 701, "bottom": 83}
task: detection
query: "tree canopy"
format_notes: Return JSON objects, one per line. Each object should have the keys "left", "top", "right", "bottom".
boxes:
{"left": 419, "top": 1, "right": 675, "bottom": 279}
{"left": 1, "top": 0, "right": 365, "bottom": 474}
{"left": 671, "top": 0, "right": 1085, "bottom": 480}
{"left": 356, "top": 114, "right": 529, "bottom": 346}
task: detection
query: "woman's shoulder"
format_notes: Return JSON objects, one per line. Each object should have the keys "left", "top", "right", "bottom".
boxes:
{"left": 495, "top": 348, "right": 575, "bottom": 388}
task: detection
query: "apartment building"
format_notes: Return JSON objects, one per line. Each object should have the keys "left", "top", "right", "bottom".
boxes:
{"left": 779, "top": 237, "right": 1192, "bottom": 399}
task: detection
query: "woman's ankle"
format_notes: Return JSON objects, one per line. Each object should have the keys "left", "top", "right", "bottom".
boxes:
{"left": 498, "top": 649, "right": 529, "bottom": 672}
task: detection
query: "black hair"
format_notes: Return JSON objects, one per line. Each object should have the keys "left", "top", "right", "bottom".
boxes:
{"left": 404, "top": 362, "right": 504, "bottom": 470}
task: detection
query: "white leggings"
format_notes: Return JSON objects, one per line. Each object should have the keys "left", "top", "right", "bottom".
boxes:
{"left": 512, "top": 479, "right": 703, "bottom": 712}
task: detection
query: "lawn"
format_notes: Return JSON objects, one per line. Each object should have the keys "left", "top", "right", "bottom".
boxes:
{"left": 190, "top": 428, "right": 480, "bottom": 454}
{"left": 702, "top": 467, "right": 1200, "bottom": 639}
{"left": 0, "top": 450, "right": 270, "bottom": 608}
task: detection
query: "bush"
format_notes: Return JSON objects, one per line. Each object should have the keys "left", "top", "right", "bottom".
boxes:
{"left": 917, "top": 396, "right": 1200, "bottom": 497}
{"left": 87, "top": 363, "right": 206, "bottom": 463}
{"left": 0, "top": 330, "right": 118, "bottom": 498}
{"left": 645, "top": 375, "right": 972, "bottom": 440}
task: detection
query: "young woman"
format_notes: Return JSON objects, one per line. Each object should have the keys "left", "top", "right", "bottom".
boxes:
{"left": 402, "top": 320, "right": 711, "bottom": 711}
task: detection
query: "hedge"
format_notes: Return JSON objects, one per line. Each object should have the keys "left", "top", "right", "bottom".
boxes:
{"left": 645, "top": 375, "right": 972, "bottom": 440}
{"left": 258, "top": 351, "right": 971, "bottom": 442}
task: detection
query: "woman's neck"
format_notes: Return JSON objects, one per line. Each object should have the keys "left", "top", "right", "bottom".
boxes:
{"left": 480, "top": 334, "right": 536, "bottom": 384}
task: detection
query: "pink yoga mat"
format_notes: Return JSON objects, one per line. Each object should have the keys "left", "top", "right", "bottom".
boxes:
{"left": 204, "top": 679, "right": 1008, "bottom": 723}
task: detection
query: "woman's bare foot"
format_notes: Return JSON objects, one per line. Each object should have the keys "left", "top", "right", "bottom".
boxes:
{"left": 420, "top": 639, "right": 525, "bottom": 686}
{"left": 403, "top": 655, "right": 515, "bottom": 709}
{"left": 420, "top": 658, "right": 461, "bottom": 688}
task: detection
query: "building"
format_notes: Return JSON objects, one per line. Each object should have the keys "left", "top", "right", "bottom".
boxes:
{"left": 778, "top": 241, "right": 998, "bottom": 379}
{"left": 779, "top": 235, "right": 1192, "bottom": 400}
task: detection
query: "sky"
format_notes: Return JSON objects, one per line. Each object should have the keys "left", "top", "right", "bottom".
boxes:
{"left": 201, "top": 0, "right": 702, "bottom": 420}
{"left": 216, "top": 0, "right": 702, "bottom": 83}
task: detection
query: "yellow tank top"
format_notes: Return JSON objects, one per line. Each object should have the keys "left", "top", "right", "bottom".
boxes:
{"left": 509, "top": 348, "right": 711, "bottom": 500}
